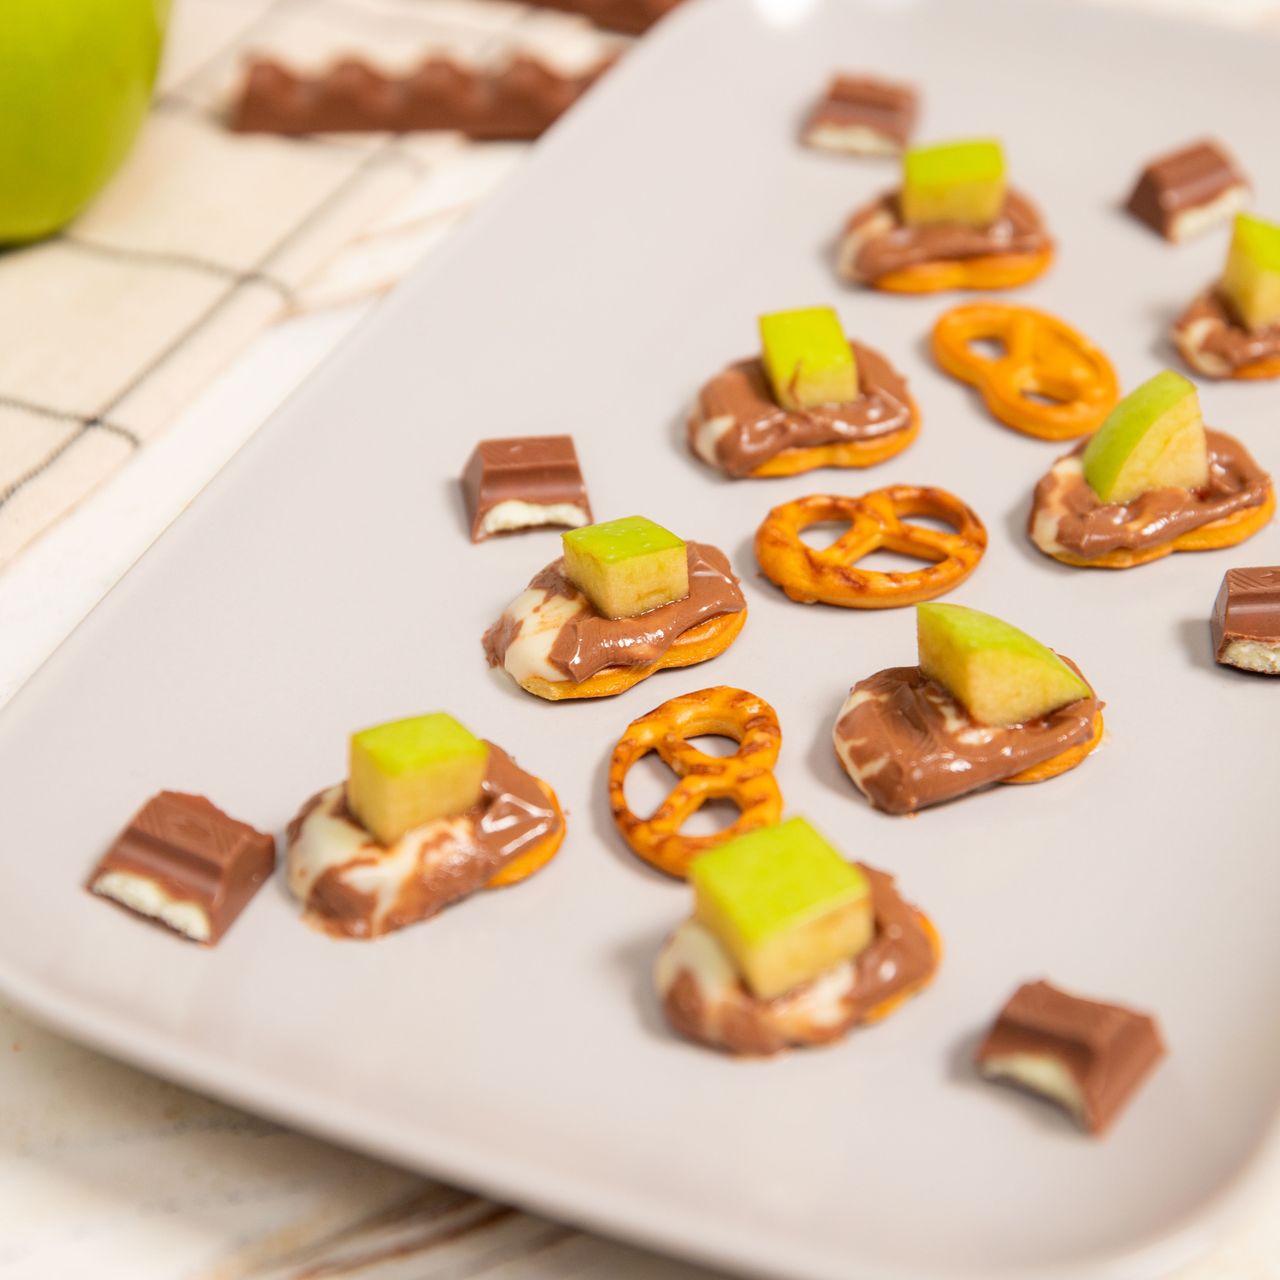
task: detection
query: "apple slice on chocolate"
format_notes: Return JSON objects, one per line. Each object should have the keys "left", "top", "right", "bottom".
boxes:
{"left": 1029, "top": 370, "right": 1274, "bottom": 567}
{"left": 832, "top": 604, "right": 1103, "bottom": 814}
{"left": 348, "top": 712, "right": 489, "bottom": 845}
{"left": 901, "top": 138, "right": 1005, "bottom": 229}
{"left": 1080, "top": 371, "right": 1207, "bottom": 503}
{"left": 562, "top": 516, "right": 689, "bottom": 620}
{"left": 655, "top": 819, "right": 940, "bottom": 1054}
{"left": 690, "top": 817, "right": 873, "bottom": 1001}
{"left": 758, "top": 306, "right": 859, "bottom": 410}
{"left": 1221, "top": 212, "right": 1280, "bottom": 332}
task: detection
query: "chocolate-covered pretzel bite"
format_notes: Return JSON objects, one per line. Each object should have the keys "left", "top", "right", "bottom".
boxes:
{"left": 837, "top": 138, "right": 1053, "bottom": 293}
{"left": 655, "top": 818, "right": 939, "bottom": 1055}
{"left": 1029, "top": 371, "right": 1273, "bottom": 568}
{"left": 832, "top": 604, "right": 1102, "bottom": 815}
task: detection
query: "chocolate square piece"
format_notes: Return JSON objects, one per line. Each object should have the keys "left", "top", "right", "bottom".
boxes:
{"left": 1125, "top": 139, "right": 1249, "bottom": 242}
{"left": 462, "top": 435, "right": 592, "bottom": 542}
{"left": 88, "top": 792, "right": 275, "bottom": 945}
{"left": 975, "top": 980, "right": 1165, "bottom": 1135}
{"left": 802, "top": 74, "right": 918, "bottom": 156}
{"left": 1212, "top": 566, "right": 1280, "bottom": 674}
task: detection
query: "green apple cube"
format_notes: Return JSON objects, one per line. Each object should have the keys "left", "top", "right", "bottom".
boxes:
{"left": 348, "top": 713, "right": 489, "bottom": 845}
{"left": 917, "top": 603, "right": 1092, "bottom": 727}
{"left": 690, "top": 817, "right": 873, "bottom": 1001}
{"left": 1221, "top": 212, "right": 1280, "bottom": 331}
{"left": 758, "top": 306, "right": 859, "bottom": 410}
{"left": 1081, "top": 370, "right": 1208, "bottom": 503}
{"left": 562, "top": 516, "right": 689, "bottom": 620}
{"left": 901, "top": 139, "right": 1006, "bottom": 228}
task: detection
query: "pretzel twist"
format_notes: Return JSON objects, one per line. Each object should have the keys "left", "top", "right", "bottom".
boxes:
{"left": 609, "top": 687, "right": 783, "bottom": 879}
{"left": 931, "top": 303, "right": 1119, "bottom": 441}
{"left": 755, "top": 486, "right": 987, "bottom": 608}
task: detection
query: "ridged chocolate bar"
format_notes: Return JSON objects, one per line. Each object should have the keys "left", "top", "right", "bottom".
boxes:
{"left": 802, "top": 73, "right": 918, "bottom": 155}
{"left": 522, "top": 0, "right": 680, "bottom": 35}
{"left": 229, "top": 54, "right": 615, "bottom": 140}
{"left": 976, "top": 980, "right": 1165, "bottom": 1134}
{"left": 1125, "top": 139, "right": 1249, "bottom": 243}
{"left": 1212, "top": 566, "right": 1280, "bottom": 673}
{"left": 462, "top": 435, "right": 592, "bottom": 542}
{"left": 88, "top": 791, "right": 276, "bottom": 945}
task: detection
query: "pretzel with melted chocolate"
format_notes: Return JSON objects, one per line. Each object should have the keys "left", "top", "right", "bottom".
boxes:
{"left": 518, "top": 610, "right": 747, "bottom": 701}
{"left": 609, "top": 687, "right": 782, "bottom": 879}
{"left": 931, "top": 303, "right": 1119, "bottom": 441}
{"left": 754, "top": 486, "right": 987, "bottom": 608}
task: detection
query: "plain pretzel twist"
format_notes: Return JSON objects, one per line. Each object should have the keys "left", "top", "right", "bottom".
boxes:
{"left": 754, "top": 485, "right": 987, "bottom": 608}
{"left": 931, "top": 303, "right": 1119, "bottom": 441}
{"left": 608, "top": 687, "right": 783, "bottom": 879}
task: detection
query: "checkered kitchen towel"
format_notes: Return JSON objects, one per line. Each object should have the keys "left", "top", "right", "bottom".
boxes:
{"left": 0, "top": 0, "right": 619, "bottom": 567}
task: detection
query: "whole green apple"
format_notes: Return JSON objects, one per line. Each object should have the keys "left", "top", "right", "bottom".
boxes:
{"left": 0, "top": 0, "right": 170, "bottom": 244}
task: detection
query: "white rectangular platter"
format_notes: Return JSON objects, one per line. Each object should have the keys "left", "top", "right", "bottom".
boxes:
{"left": 3, "top": 1, "right": 1280, "bottom": 1276}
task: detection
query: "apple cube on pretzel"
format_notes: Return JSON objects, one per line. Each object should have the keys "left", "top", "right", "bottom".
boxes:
{"left": 902, "top": 138, "right": 1005, "bottom": 229}
{"left": 690, "top": 817, "right": 873, "bottom": 1001}
{"left": 758, "top": 306, "right": 859, "bottom": 409}
{"left": 562, "top": 516, "right": 689, "bottom": 619}
{"left": 348, "top": 712, "right": 489, "bottom": 845}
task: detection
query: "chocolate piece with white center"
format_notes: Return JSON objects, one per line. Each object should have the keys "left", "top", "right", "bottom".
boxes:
{"left": 88, "top": 792, "right": 275, "bottom": 944}
{"left": 975, "top": 981, "right": 1165, "bottom": 1135}
{"left": 802, "top": 74, "right": 918, "bottom": 156}
{"left": 462, "top": 436, "right": 592, "bottom": 542}
{"left": 1212, "top": 566, "right": 1280, "bottom": 674}
{"left": 1125, "top": 140, "right": 1250, "bottom": 243}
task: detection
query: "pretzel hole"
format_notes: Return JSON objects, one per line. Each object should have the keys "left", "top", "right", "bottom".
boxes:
{"left": 1022, "top": 386, "right": 1068, "bottom": 406}
{"left": 679, "top": 796, "right": 744, "bottom": 836}
{"left": 623, "top": 752, "right": 684, "bottom": 819}
{"left": 968, "top": 336, "right": 1005, "bottom": 360}
{"left": 686, "top": 734, "right": 743, "bottom": 757}
{"left": 855, "top": 546, "right": 942, "bottom": 572}
{"left": 799, "top": 519, "right": 853, "bottom": 550}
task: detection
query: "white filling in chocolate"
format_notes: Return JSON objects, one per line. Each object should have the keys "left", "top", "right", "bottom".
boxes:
{"left": 287, "top": 784, "right": 474, "bottom": 932}
{"left": 479, "top": 500, "right": 589, "bottom": 536}
{"left": 979, "top": 1053, "right": 1087, "bottom": 1124}
{"left": 1028, "top": 455, "right": 1084, "bottom": 556}
{"left": 1175, "top": 316, "right": 1234, "bottom": 379}
{"left": 804, "top": 123, "right": 901, "bottom": 157}
{"left": 1167, "top": 184, "right": 1250, "bottom": 244}
{"left": 1219, "top": 638, "right": 1280, "bottom": 674}
{"left": 655, "top": 919, "right": 855, "bottom": 1030}
{"left": 91, "top": 871, "right": 212, "bottom": 943}
{"left": 689, "top": 413, "right": 733, "bottom": 467}
{"left": 836, "top": 206, "right": 896, "bottom": 282}
{"left": 493, "top": 586, "right": 584, "bottom": 685}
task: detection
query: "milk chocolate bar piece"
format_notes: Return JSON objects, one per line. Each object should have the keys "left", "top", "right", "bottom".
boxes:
{"left": 522, "top": 0, "right": 680, "bottom": 35}
{"left": 230, "top": 55, "right": 614, "bottom": 141}
{"left": 88, "top": 792, "right": 275, "bottom": 944}
{"left": 1212, "top": 566, "right": 1280, "bottom": 674}
{"left": 802, "top": 74, "right": 918, "bottom": 156}
{"left": 975, "top": 980, "right": 1165, "bottom": 1135}
{"left": 462, "top": 435, "right": 592, "bottom": 541}
{"left": 1125, "top": 139, "right": 1250, "bottom": 243}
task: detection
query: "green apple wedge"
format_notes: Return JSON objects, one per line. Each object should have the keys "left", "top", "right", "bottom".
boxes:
{"left": 690, "top": 817, "right": 873, "bottom": 1001}
{"left": 0, "top": 0, "right": 170, "bottom": 243}
{"left": 1220, "top": 212, "right": 1280, "bottom": 332}
{"left": 1081, "top": 370, "right": 1209, "bottom": 504}
{"left": 917, "top": 603, "right": 1092, "bottom": 727}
